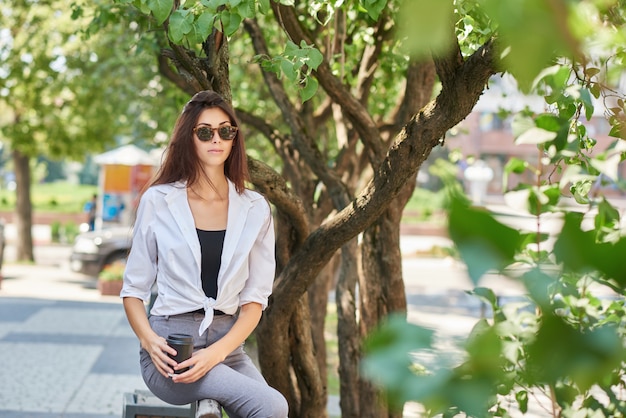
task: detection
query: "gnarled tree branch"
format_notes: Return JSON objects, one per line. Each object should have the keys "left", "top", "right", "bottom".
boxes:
{"left": 270, "top": 2, "right": 385, "bottom": 165}
{"left": 270, "top": 37, "right": 498, "bottom": 323}
{"left": 243, "top": 17, "right": 351, "bottom": 208}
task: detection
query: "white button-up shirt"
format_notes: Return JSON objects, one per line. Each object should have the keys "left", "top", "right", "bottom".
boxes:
{"left": 121, "top": 180, "right": 276, "bottom": 335}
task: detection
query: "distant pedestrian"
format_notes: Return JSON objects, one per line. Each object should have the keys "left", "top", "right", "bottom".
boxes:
{"left": 121, "top": 90, "right": 288, "bottom": 418}
{"left": 83, "top": 194, "right": 97, "bottom": 231}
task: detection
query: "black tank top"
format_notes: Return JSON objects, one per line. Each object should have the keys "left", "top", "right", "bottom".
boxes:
{"left": 196, "top": 229, "right": 226, "bottom": 299}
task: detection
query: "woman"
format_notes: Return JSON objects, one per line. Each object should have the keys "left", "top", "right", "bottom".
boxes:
{"left": 121, "top": 90, "right": 288, "bottom": 418}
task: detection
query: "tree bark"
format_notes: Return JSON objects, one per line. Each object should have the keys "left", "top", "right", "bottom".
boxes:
{"left": 336, "top": 239, "right": 361, "bottom": 417}
{"left": 13, "top": 149, "right": 34, "bottom": 262}
{"left": 289, "top": 296, "right": 328, "bottom": 418}
{"left": 358, "top": 178, "right": 416, "bottom": 418}
{"left": 307, "top": 257, "right": 337, "bottom": 401}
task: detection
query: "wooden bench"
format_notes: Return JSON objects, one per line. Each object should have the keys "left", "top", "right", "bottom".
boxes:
{"left": 122, "top": 389, "right": 195, "bottom": 418}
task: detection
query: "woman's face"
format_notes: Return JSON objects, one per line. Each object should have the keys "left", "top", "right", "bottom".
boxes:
{"left": 193, "top": 107, "right": 235, "bottom": 170}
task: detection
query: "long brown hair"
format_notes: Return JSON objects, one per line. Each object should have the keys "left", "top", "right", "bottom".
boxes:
{"left": 151, "top": 90, "right": 249, "bottom": 193}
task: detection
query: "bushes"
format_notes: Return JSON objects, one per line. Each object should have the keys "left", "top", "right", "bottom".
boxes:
{"left": 0, "top": 182, "right": 97, "bottom": 213}
{"left": 50, "top": 221, "right": 62, "bottom": 243}
{"left": 50, "top": 221, "right": 80, "bottom": 244}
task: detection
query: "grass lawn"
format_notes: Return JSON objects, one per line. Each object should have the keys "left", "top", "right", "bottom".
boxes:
{"left": 0, "top": 182, "right": 98, "bottom": 214}
{"left": 403, "top": 187, "right": 446, "bottom": 222}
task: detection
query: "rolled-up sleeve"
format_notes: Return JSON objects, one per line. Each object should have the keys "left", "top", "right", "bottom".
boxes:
{"left": 121, "top": 192, "right": 157, "bottom": 302}
{"left": 238, "top": 202, "right": 275, "bottom": 310}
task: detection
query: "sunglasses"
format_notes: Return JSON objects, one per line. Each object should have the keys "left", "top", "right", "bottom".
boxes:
{"left": 193, "top": 125, "right": 238, "bottom": 141}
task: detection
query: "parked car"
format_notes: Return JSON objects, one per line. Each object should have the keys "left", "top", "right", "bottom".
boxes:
{"left": 70, "top": 226, "right": 132, "bottom": 277}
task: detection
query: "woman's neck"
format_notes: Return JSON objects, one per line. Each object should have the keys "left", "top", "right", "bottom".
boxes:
{"left": 189, "top": 175, "right": 229, "bottom": 201}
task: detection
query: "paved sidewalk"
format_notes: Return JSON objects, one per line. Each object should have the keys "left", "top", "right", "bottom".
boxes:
{"left": 0, "top": 297, "right": 145, "bottom": 418}
{"left": 0, "top": 245, "right": 148, "bottom": 418}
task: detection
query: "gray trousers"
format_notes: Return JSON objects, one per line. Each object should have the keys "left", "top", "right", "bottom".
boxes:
{"left": 141, "top": 311, "right": 288, "bottom": 418}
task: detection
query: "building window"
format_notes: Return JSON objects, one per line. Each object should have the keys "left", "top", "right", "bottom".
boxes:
{"left": 479, "top": 113, "right": 505, "bottom": 131}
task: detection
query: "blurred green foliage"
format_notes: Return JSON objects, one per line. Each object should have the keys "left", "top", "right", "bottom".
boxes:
{"left": 364, "top": 194, "right": 626, "bottom": 417}
{"left": 363, "top": 56, "right": 626, "bottom": 414}
{"left": 0, "top": 182, "right": 97, "bottom": 213}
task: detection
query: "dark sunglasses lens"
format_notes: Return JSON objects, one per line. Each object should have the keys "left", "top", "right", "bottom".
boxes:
{"left": 196, "top": 127, "right": 213, "bottom": 141}
{"left": 218, "top": 126, "right": 237, "bottom": 140}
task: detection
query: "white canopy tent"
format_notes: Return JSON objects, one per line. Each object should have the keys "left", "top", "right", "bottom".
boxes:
{"left": 93, "top": 144, "right": 160, "bottom": 166}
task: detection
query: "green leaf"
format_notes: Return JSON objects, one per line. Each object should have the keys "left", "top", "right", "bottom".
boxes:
{"left": 397, "top": 0, "right": 454, "bottom": 58}
{"left": 466, "top": 321, "right": 503, "bottom": 374}
{"left": 280, "top": 58, "right": 297, "bottom": 81}
{"left": 168, "top": 9, "right": 193, "bottom": 43}
{"left": 300, "top": 77, "right": 318, "bottom": 102}
{"left": 257, "top": 0, "right": 271, "bottom": 13}
{"left": 580, "top": 88, "right": 595, "bottom": 121}
{"left": 448, "top": 196, "right": 522, "bottom": 284}
{"left": 590, "top": 82, "right": 601, "bottom": 99}
{"left": 515, "top": 127, "right": 557, "bottom": 145}
{"left": 553, "top": 212, "right": 626, "bottom": 283}
{"left": 504, "top": 157, "right": 528, "bottom": 175}
{"left": 595, "top": 198, "right": 620, "bottom": 233}
{"left": 521, "top": 268, "right": 555, "bottom": 308}
{"left": 608, "top": 123, "right": 626, "bottom": 139}
{"left": 362, "top": 314, "right": 434, "bottom": 391}
{"left": 147, "top": 0, "right": 173, "bottom": 25}
{"left": 510, "top": 113, "right": 536, "bottom": 137}
{"left": 203, "top": 0, "right": 224, "bottom": 9}
{"left": 535, "top": 114, "right": 562, "bottom": 132}
{"left": 527, "top": 184, "right": 561, "bottom": 215}
{"left": 483, "top": 0, "right": 577, "bottom": 91}
{"left": 558, "top": 165, "right": 596, "bottom": 191}
{"left": 284, "top": 39, "right": 299, "bottom": 55}
{"left": 559, "top": 101, "right": 578, "bottom": 120}
{"left": 515, "top": 390, "right": 529, "bottom": 413}
{"left": 584, "top": 67, "right": 601, "bottom": 78}
{"left": 526, "top": 312, "right": 624, "bottom": 392}
{"left": 531, "top": 65, "right": 562, "bottom": 91}
{"left": 304, "top": 45, "right": 323, "bottom": 70}
{"left": 570, "top": 180, "right": 592, "bottom": 204}
{"left": 468, "top": 288, "right": 507, "bottom": 323}
{"left": 469, "top": 287, "right": 498, "bottom": 308}
{"left": 181, "top": 9, "right": 194, "bottom": 34}
{"left": 220, "top": 10, "right": 242, "bottom": 37}
{"left": 589, "top": 153, "right": 621, "bottom": 181}
{"left": 360, "top": 0, "right": 388, "bottom": 21}
{"left": 187, "top": 24, "right": 205, "bottom": 45}
{"left": 196, "top": 11, "right": 216, "bottom": 39}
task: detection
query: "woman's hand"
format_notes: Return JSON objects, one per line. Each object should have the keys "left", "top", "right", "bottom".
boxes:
{"left": 170, "top": 344, "right": 226, "bottom": 383}
{"left": 122, "top": 297, "right": 179, "bottom": 378}
{"left": 169, "top": 303, "right": 263, "bottom": 384}
{"left": 142, "top": 334, "right": 179, "bottom": 378}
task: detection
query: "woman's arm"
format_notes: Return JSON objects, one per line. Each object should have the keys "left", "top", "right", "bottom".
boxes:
{"left": 171, "top": 302, "right": 263, "bottom": 383}
{"left": 123, "top": 296, "right": 177, "bottom": 377}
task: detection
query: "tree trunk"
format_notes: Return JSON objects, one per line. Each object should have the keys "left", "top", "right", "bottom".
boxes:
{"left": 307, "top": 255, "right": 338, "bottom": 401}
{"left": 257, "top": 310, "right": 293, "bottom": 408}
{"left": 258, "top": 294, "right": 329, "bottom": 418}
{"left": 13, "top": 149, "right": 34, "bottom": 262}
{"left": 336, "top": 239, "right": 361, "bottom": 417}
{"left": 357, "top": 178, "right": 416, "bottom": 418}
{"left": 289, "top": 296, "right": 328, "bottom": 418}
